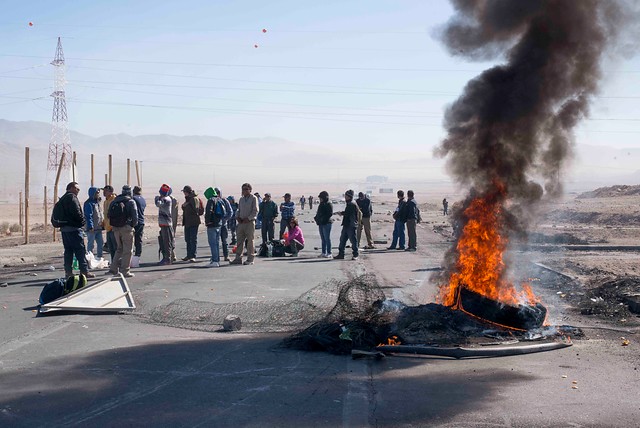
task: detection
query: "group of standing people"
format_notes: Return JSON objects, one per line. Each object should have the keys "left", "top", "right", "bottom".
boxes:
{"left": 55, "top": 180, "right": 423, "bottom": 278}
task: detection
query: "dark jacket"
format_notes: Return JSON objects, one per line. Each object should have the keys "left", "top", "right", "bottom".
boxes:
{"left": 356, "top": 197, "right": 372, "bottom": 218}
{"left": 314, "top": 201, "right": 333, "bottom": 225}
{"left": 111, "top": 194, "right": 138, "bottom": 228}
{"left": 133, "top": 194, "right": 146, "bottom": 225}
{"left": 259, "top": 200, "right": 278, "bottom": 220}
{"left": 83, "top": 187, "right": 103, "bottom": 231}
{"left": 182, "top": 193, "right": 201, "bottom": 227}
{"left": 205, "top": 197, "right": 224, "bottom": 228}
{"left": 59, "top": 191, "right": 85, "bottom": 231}
{"left": 393, "top": 199, "right": 407, "bottom": 222}
{"left": 403, "top": 199, "right": 418, "bottom": 221}
{"left": 341, "top": 200, "right": 358, "bottom": 228}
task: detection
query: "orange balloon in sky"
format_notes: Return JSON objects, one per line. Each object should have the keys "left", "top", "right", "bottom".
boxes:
{"left": 28, "top": 22, "right": 34, "bottom": 27}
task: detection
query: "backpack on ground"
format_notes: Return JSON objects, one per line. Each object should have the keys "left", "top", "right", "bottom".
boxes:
{"left": 258, "top": 242, "right": 268, "bottom": 257}
{"left": 39, "top": 274, "right": 88, "bottom": 305}
{"left": 196, "top": 197, "right": 205, "bottom": 216}
{"left": 51, "top": 198, "right": 67, "bottom": 228}
{"left": 108, "top": 197, "right": 130, "bottom": 227}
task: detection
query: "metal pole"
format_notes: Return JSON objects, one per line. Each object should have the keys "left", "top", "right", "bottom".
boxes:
{"left": 127, "top": 158, "right": 131, "bottom": 185}
{"left": 135, "top": 160, "right": 141, "bottom": 187}
{"left": 19, "top": 191, "right": 23, "bottom": 236}
{"left": 91, "top": 154, "right": 95, "bottom": 187}
{"left": 108, "top": 154, "right": 112, "bottom": 186}
{"left": 24, "top": 147, "right": 30, "bottom": 244}
{"left": 44, "top": 186, "right": 48, "bottom": 234}
{"left": 52, "top": 152, "right": 66, "bottom": 242}
{"left": 72, "top": 151, "right": 77, "bottom": 182}
{"left": 105, "top": 174, "right": 108, "bottom": 187}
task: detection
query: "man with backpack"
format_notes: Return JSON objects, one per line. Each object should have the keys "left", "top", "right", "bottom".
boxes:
{"left": 106, "top": 185, "right": 138, "bottom": 278}
{"left": 52, "top": 182, "right": 95, "bottom": 278}
{"left": 215, "top": 188, "right": 234, "bottom": 261}
{"left": 181, "top": 185, "right": 203, "bottom": 262}
{"left": 356, "top": 192, "right": 375, "bottom": 249}
{"left": 335, "top": 189, "right": 359, "bottom": 261}
{"left": 102, "top": 185, "right": 117, "bottom": 261}
{"left": 204, "top": 187, "right": 227, "bottom": 267}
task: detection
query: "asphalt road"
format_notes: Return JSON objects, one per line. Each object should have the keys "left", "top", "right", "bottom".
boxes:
{"left": 1, "top": 208, "right": 639, "bottom": 427}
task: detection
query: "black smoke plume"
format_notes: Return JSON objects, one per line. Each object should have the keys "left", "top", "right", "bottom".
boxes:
{"left": 434, "top": 0, "right": 636, "bottom": 293}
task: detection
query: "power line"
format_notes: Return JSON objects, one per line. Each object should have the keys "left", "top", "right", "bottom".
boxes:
{"left": 0, "top": 54, "right": 482, "bottom": 73}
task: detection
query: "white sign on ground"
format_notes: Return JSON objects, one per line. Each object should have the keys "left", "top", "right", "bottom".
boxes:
{"left": 39, "top": 274, "right": 136, "bottom": 314}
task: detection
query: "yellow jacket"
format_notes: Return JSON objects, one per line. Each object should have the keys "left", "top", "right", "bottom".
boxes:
{"left": 103, "top": 194, "right": 116, "bottom": 231}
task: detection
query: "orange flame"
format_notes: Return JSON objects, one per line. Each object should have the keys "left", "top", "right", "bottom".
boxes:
{"left": 439, "top": 184, "right": 541, "bottom": 308}
{"left": 378, "top": 335, "right": 401, "bottom": 346}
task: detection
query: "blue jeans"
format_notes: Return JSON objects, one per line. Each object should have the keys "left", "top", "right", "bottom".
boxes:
{"left": 261, "top": 218, "right": 275, "bottom": 244}
{"left": 184, "top": 225, "right": 199, "bottom": 258}
{"left": 390, "top": 219, "right": 406, "bottom": 249}
{"left": 338, "top": 225, "right": 358, "bottom": 257}
{"left": 319, "top": 223, "right": 332, "bottom": 255}
{"left": 207, "top": 226, "right": 221, "bottom": 263}
{"left": 86, "top": 229, "right": 104, "bottom": 258}
{"left": 62, "top": 229, "right": 89, "bottom": 273}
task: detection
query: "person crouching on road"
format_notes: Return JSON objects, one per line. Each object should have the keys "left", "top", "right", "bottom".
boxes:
{"left": 314, "top": 191, "right": 333, "bottom": 258}
{"left": 106, "top": 185, "right": 138, "bottom": 278}
{"left": 230, "top": 183, "right": 258, "bottom": 266}
{"left": 284, "top": 216, "right": 304, "bottom": 256}
{"left": 335, "top": 189, "right": 359, "bottom": 261}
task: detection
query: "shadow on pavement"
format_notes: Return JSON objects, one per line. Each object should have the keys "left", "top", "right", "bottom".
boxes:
{"left": 0, "top": 333, "right": 536, "bottom": 427}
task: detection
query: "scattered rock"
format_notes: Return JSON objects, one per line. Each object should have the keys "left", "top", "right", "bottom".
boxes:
{"left": 223, "top": 314, "right": 242, "bottom": 331}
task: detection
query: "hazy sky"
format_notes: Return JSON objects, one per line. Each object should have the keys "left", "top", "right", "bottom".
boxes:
{"left": 1, "top": 0, "right": 640, "bottom": 159}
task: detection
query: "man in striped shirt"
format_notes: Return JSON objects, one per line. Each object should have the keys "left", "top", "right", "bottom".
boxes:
{"left": 279, "top": 193, "right": 295, "bottom": 239}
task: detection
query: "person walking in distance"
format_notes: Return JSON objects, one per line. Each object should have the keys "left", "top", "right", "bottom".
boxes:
{"left": 57, "top": 182, "right": 95, "bottom": 278}
{"left": 131, "top": 186, "right": 146, "bottom": 267}
{"left": 404, "top": 190, "right": 419, "bottom": 252}
{"left": 388, "top": 190, "right": 407, "bottom": 250}
{"left": 230, "top": 183, "right": 258, "bottom": 265}
{"left": 299, "top": 195, "right": 306, "bottom": 211}
{"left": 155, "top": 184, "right": 174, "bottom": 265}
{"left": 314, "top": 191, "right": 333, "bottom": 258}
{"left": 83, "top": 186, "right": 104, "bottom": 261}
{"left": 279, "top": 193, "right": 295, "bottom": 239}
{"left": 259, "top": 192, "right": 278, "bottom": 245}
{"left": 181, "top": 185, "right": 202, "bottom": 262}
{"left": 106, "top": 185, "right": 138, "bottom": 278}
{"left": 335, "top": 189, "right": 359, "bottom": 261}
{"left": 356, "top": 192, "right": 375, "bottom": 249}
{"left": 443, "top": 198, "right": 449, "bottom": 216}
{"left": 102, "top": 185, "right": 117, "bottom": 262}
{"left": 308, "top": 195, "right": 313, "bottom": 210}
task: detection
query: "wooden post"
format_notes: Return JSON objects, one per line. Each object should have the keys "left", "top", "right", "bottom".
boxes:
{"left": 90, "top": 154, "right": 95, "bottom": 187}
{"left": 127, "top": 158, "right": 131, "bottom": 185}
{"left": 52, "top": 152, "right": 66, "bottom": 242}
{"left": 24, "top": 147, "right": 30, "bottom": 244}
{"left": 108, "top": 154, "right": 112, "bottom": 186}
{"left": 72, "top": 151, "right": 77, "bottom": 182}
{"left": 105, "top": 174, "right": 108, "bottom": 187}
{"left": 19, "top": 191, "right": 23, "bottom": 236}
{"left": 44, "top": 186, "right": 48, "bottom": 234}
{"left": 135, "top": 160, "right": 141, "bottom": 187}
